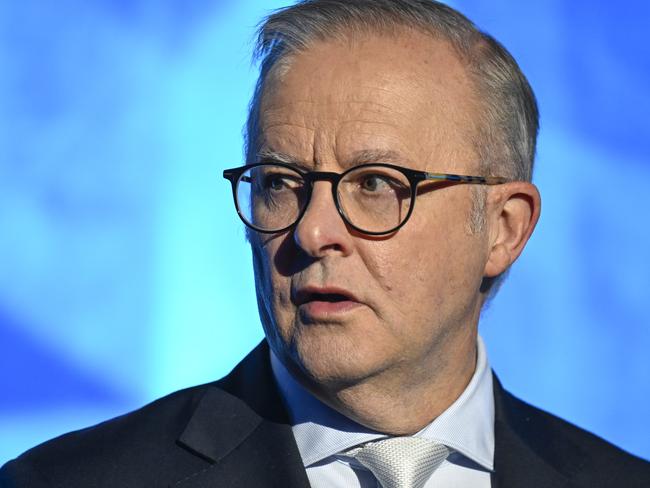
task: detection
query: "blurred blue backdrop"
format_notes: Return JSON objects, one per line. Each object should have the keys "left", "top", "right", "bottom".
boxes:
{"left": 1, "top": 0, "right": 648, "bottom": 463}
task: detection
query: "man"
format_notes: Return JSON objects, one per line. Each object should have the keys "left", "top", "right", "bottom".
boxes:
{"left": 2, "top": 1, "right": 649, "bottom": 487}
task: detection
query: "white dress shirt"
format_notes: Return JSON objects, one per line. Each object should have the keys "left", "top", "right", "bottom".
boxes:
{"left": 270, "top": 336, "right": 495, "bottom": 487}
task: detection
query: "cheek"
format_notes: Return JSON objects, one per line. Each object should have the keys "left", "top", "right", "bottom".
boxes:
{"left": 374, "top": 202, "right": 481, "bottom": 306}
{"left": 251, "top": 238, "right": 292, "bottom": 314}
{"left": 256, "top": 240, "right": 291, "bottom": 308}
{"left": 361, "top": 239, "right": 438, "bottom": 311}
{"left": 251, "top": 237, "right": 299, "bottom": 350}
{"left": 382, "top": 240, "right": 448, "bottom": 304}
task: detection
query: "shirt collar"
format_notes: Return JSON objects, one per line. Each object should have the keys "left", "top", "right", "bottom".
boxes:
{"left": 270, "top": 335, "right": 494, "bottom": 471}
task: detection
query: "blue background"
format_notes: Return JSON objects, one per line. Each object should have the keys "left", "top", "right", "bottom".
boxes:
{"left": 1, "top": 0, "right": 649, "bottom": 463}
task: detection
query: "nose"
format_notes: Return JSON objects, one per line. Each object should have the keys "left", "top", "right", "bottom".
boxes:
{"left": 293, "top": 181, "right": 354, "bottom": 258}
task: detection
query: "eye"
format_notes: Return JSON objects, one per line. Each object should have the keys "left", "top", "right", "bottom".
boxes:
{"left": 262, "top": 172, "right": 301, "bottom": 191}
{"left": 265, "top": 174, "right": 285, "bottom": 191}
{"left": 359, "top": 173, "right": 396, "bottom": 193}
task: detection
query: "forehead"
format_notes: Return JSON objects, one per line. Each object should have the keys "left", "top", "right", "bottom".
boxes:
{"left": 258, "top": 29, "right": 479, "bottom": 172}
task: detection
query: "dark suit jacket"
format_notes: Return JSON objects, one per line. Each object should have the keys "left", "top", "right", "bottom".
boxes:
{"left": 2, "top": 341, "right": 649, "bottom": 487}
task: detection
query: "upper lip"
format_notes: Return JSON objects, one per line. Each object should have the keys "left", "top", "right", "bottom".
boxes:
{"left": 292, "top": 285, "right": 359, "bottom": 305}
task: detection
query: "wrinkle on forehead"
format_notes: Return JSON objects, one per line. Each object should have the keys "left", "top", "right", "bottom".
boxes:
{"left": 257, "top": 30, "right": 480, "bottom": 173}
{"left": 260, "top": 124, "right": 412, "bottom": 171}
{"left": 261, "top": 98, "right": 412, "bottom": 131}
{"left": 257, "top": 147, "right": 408, "bottom": 170}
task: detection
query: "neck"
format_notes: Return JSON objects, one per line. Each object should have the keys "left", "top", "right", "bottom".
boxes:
{"left": 300, "top": 327, "right": 478, "bottom": 435}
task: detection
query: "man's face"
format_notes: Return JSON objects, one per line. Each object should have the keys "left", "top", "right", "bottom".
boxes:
{"left": 251, "top": 30, "right": 492, "bottom": 394}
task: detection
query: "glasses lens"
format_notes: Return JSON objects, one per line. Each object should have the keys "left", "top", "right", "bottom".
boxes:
{"left": 338, "top": 165, "right": 412, "bottom": 233}
{"left": 236, "top": 164, "right": 307, "bottom": 231}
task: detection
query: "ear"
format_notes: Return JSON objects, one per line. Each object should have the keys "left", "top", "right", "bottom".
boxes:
{"left": 483, "top": 182, "right": 541, "bottom": 277}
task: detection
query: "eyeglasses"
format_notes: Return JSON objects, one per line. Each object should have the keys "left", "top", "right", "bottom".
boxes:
{"left": 223, "top": 162, "right": 509, "bottom": 236}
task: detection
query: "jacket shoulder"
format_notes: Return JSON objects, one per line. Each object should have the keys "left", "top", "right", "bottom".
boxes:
{"left": 496, "top": 383, "right": 650, "bottom": 486}
{"left": 0, "top": 383, "right": 225, "bottom": 488}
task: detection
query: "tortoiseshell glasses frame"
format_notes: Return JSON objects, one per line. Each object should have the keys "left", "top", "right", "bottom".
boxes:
{"left": 223, "top": 162, "right": 509, "bottom": 236}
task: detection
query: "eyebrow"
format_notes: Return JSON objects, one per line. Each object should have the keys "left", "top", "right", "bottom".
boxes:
{"left": 347, "top": 149, "right": 405, "bottom": 166}
{"left": 256, "top": 149, "right": 305, "bottom": 167}
{"left": 256, "top": 148, "right": 407, "bottom": 169}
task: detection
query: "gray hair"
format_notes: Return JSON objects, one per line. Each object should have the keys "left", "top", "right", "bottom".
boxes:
{"left": 245, "top": 0, "right": 539, "bottom": 298}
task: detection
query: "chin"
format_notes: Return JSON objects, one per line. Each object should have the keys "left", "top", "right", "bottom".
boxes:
{"left": 289, "top": 329, "right": 390, "bottom": 390}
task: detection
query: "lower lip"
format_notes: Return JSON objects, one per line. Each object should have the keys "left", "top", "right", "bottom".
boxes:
{"left": 299, "top": 300, "right": 361, "bottom": 317}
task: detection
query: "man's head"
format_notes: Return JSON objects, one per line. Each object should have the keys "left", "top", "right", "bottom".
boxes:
{"left": 239, "top": 0, "right": 540, "bottom": 429}
{"left": 247, "top": 0, "right": 539, "bottom": 182}
{"left": 247, "top": 0, "right": 539, "bottom": 295}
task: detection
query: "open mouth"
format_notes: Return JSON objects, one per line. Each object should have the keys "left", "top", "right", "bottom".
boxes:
{"left": 294, "top": 288, "right": 361, "bottom": 316}
{"left": 303, "top": 292, "right": 351, "bottom": 303}
{"left": 294, "top": 288, "right": 355, "bottom": 305}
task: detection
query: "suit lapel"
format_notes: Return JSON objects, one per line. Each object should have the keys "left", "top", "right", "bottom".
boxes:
{"left": 174, "top": 346, "right": 591, "bottom": 488}
{"left": 491, "top": 374, "right": 583, "bottom": 488}
{"left": 174, "top": 342, "right": 311, "bottom": 488}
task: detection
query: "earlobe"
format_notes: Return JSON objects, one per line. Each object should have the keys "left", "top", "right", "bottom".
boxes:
{"left": 484, "top": 182, "right": 541, "bottom": 277}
